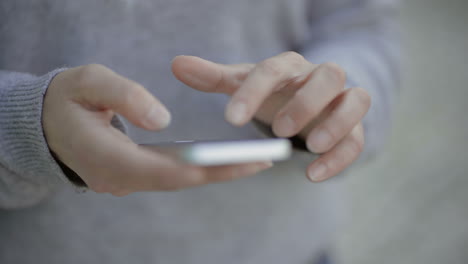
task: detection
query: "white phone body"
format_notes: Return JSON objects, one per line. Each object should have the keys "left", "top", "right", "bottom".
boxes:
{"left": 140, "top": 138, "right": 292, "bottom": 166}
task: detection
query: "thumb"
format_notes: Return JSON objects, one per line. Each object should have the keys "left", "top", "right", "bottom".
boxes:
{"left": 171, "top": 55, "right": 252, "bottom": 95}
{"left": 74, "top": 64, "right": 171, "bottom": 131}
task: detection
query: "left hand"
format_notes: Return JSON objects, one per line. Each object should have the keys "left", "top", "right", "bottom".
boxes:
{"left": 171, "top": 52, "right": 371, "bottom": 182}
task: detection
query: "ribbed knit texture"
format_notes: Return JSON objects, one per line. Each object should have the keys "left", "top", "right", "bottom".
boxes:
{"left": 0, "top": 69, "right": 67, "bottom": 207}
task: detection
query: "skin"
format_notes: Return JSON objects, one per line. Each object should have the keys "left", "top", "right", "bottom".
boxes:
{"left": 43, "top": 52, "right": 370, "bottom": 196}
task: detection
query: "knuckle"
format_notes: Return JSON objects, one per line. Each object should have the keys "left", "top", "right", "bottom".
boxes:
{"left": 319, "top": 62, "right": 346, "bottom": 86}
{"left": 352, "top": 87, "right": 372, "bottom": 109}
{"left": 334, "top": 148, "right": 349, "bottom": 169}
{"left": 214, "top": 67, "right": 227, "bottom": 93}
{"left": 281, "top": 51, "right": 305, "bottom": 64}
{"left": 347, "top": 137, "right": 364, "bottom": 156}
{"left": 293, "top": 90, "right": 321, "bottom": 117}
{"left": 309, "top": 126, "right": 337, "bottom": 154}
{"left": 323, "top": 126, "right": 338, "bottom": 147}
{"left": 257, "top": 59, "right": 284, "bottom": 77}
{"left": 79, "top": 64, "right": 104, "bottom": 75}
{"left": 76, "top": 64, "right": 107, "bottom": 87}
{"left": 85, "top": 63, "right": 107, "bottom": 72}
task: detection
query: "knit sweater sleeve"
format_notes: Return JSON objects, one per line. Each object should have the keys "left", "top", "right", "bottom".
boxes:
{"left": 301, "top": 0, "right": 401, "bottom": 160}
{"left": 0, "top": 69, "right": 126, "bottom": 209}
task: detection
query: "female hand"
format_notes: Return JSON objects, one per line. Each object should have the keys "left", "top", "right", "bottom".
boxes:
{"left": 172, "top": 52, "right": 371, "bottom": 182}
{"left": 43, "top": 64, "right": 272, "bottom": 196}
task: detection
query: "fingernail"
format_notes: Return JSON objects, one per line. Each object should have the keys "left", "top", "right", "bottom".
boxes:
{"left": 274, "top": 114, "right": 296, "bottom": 137}
{"left": 308, "top": 129, "right": 331, "bottom": 152}
{"left": 226, "top": 101, "right": 247, "bottom": 126}
{"left": 143, "top": 104, "right": 171, "bottom": 130}
{"left": 308, "top": 163, "right": 327, "bottom": 182}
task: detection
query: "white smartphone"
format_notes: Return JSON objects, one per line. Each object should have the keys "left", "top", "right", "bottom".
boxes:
{"left": 140, "top": 138, "right": 292, "bottom": 166}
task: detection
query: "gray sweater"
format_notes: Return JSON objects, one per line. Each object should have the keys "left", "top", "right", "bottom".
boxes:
{"left": 0, "top": 0, "right": 400, "bottom": 263}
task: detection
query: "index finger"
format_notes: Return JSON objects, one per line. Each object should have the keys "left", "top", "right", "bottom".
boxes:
{"left": 171, "top": 55, "right": 253, "bottom": 95}
{"left": 226, "top": 52, "right": 311, "bottom": 126}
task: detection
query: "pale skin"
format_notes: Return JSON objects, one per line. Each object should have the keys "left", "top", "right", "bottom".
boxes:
{"left": 43, "top": 52, "right": 370, "bottom": 196}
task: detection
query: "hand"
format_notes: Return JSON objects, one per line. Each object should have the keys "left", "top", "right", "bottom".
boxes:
{"left": 43, "top": 64, "right": 272, "bottom": 196}
{"left": 172, "top": 52, "right": 371, "bottom": 182}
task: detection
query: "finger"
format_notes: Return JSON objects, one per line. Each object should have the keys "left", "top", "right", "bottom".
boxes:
{"left": 72, "top": 123, "right": 192, "bottom": 193}
{"left": 72, "top": 112, "right": 273, "bottom": 193}
{"left": 153, "top": 161, "right": 273, "bottom": 190}
{"left": 307, "top": 124, "right": 364, "bottom": 182}
{"left": 64, "top": 110, "right": 168, "bottom": 193}
{"left": 171, "top": 55, "right": 253, "bottom": 95}
{"left": 226, "top": 52, "right": 311, "bottom": 126}
{"left": 134, "top": 154, "right": 273, "bottom": 191}
{"left": 74, "top": 64, "right": 171, "bottom": 131}
{"left": 306, "top": 87, "right": 371, "bottom": 153}
{"left": 272, "top": 62, "right": 346, "bottom": 137}
{"left": 201, "top": 161, "right": 273, "bottom": 183}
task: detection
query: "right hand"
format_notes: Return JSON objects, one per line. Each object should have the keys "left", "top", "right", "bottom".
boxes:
{"left": 43, "top": 64, "right": 272, "bottom": 196}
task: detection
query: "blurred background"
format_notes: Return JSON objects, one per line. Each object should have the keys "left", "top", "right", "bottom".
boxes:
{"left": 335, "top": 0, "right": 468, "bottom": 263}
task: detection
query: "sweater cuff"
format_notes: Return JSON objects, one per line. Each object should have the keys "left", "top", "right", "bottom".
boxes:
{"left": 0, "top": 69, "right": 129, "bottom": 192}
{"left": 0, "top": 69, "right": 70, "bottom": 189}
